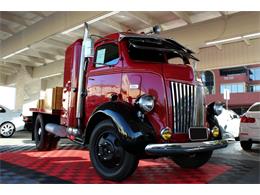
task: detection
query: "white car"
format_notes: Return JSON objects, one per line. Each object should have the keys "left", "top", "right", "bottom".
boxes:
{"left": 239, "top": 102, "right": 260, "bottom": 150}
{"left": 215, "top": 108, "right": 240, "bottom": 140}
{"left": 0, "top": 105, "right": 25, "bottom": 138}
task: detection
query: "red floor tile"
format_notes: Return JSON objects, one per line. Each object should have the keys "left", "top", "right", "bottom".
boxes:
{"left": 0, "top": 148, "right": 232, "bottom": 184}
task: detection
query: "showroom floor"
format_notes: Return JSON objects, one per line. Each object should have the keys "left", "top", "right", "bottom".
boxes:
{"left": 0, "top": 131, "right": 259, "bottom": 184}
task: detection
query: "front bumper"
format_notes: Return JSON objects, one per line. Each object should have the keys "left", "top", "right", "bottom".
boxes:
{"left": 145, "top": 139, "right": 228, "bottom": 155}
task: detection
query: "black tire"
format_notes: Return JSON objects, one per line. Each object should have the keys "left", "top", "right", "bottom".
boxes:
{"left": 170, "top": 151, "right": 212, "bottom": 169}
{"left": 34, "top": 114, "right": 59, "bottom": 151}
{"left": 89, "top": 120, "right": 139, "bottom": 181}
{"left": 0, "top": 122, "right": 15, "bottom": 138}
{"left": 240, "top": 141, "right": 252, "bottom": 150}
{"left": 48, "top": 136, "right": 60, "bottom": 150}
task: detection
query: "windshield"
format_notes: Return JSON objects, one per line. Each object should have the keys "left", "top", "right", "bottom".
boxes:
{"left": 126, "top": 37, "right": 196, "bottom": 64}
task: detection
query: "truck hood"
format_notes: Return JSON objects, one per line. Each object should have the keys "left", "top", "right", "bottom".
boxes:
{"left": 162, "top": 63, "right": 194, "bottom": 82}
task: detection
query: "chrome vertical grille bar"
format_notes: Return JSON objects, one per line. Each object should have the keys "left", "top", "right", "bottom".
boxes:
{"left": 171, "top": 82, "right": 177, "bottom": 133}
{"left": 186, "top": 85, "right": 190, "bottom": 130}
{"left": 179, "top": 83, "right": 183, "bottom": 133}
{"left": 182, "top": 83, "right": 186, "bottom": 133}
{"left": 175, "top": 82, "right": 180, "bottom": 132}
{"left": 190, "top": 84, "right": 194, "bottom": 127}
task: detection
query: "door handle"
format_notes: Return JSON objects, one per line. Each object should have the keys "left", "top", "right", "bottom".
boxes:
{"left": 88, "top": 78, "right": 95, "bottom": 81}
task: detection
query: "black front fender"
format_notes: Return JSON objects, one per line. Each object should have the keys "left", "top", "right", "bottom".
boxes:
{"left": 84, "top": 102, "right": 155, "bottom": 153}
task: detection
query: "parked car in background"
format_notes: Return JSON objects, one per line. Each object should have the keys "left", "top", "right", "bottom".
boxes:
{"left": 0, "top": 105, "right": 25, "bottom": 138}
{"left": 23, "top": 115, "right": 33, "bottom": 131}
{"left": 239, "top": 102, "right": 260, "bottom": 150}
{"left": 215, "top": 108, "right": 240, "bottom": 141}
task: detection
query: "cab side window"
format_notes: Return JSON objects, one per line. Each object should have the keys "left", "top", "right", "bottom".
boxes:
{"left": 94, "top": 43, "right": 119, "bottom": 68}
{"left": 0, "top": 107, "right": 6, "bottom": 113}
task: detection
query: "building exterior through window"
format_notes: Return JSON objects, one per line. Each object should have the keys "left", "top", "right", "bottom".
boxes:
{"left": 200, "top": 64, "right": 260, "bottom": 115}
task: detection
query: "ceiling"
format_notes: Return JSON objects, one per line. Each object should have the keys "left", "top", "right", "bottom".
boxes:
{"left": 0, "top": 11, "right": 253, "bottom": 78}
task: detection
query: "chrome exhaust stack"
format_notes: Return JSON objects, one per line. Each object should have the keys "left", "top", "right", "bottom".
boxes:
{"left": 76, "top": 23, "right": 94, "bottom": 130}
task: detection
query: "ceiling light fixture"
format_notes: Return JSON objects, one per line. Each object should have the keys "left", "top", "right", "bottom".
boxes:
{"left": 2, "top": 47, "right": 30, "bottom": 59}
{"left": 40, "top": 73, "right": 62, "bottom": 79}
{"left": 243, "top": 32, "right": 260, "bottom": 38}
{"left": 61, "top": 11, "right": 120, "bottom": 34}
{"left": 206, "top": 36, "right": 242, "bottom": 45}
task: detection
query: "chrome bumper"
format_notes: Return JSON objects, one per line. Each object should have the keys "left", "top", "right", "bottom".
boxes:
{"left": 145, "top": 139, "right": 228, "bottom": 155}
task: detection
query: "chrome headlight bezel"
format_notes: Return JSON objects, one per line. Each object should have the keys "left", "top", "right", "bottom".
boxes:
{"left": 136, "top": 94, "right": 155, "bottom": 113}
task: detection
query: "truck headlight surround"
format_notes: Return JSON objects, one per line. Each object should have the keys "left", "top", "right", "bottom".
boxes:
{"left": 213, "top": 102, "right": 224, "bottom": 116}
{"left": 136, "top": 94, "right": 155, "bottom": 113}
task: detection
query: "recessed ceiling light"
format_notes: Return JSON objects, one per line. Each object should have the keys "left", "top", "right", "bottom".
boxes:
{"left": 243, "top": 32, "right": 260, "bottom": 38}
{"left": 2, "top": 47, "right": 29, "bottom": 59}
{"left": 61, "top": 11, "right": 120, "bottom": 34}
{"left": 206, "top": 36, "right": 242, "bottom": 45}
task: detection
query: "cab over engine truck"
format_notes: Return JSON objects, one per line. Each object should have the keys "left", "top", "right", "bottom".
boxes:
{"left": 31, "top": 23, "right": 228, "bottom": 181}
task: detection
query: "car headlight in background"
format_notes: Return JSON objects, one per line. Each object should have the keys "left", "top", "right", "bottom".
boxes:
{"left": 136, "top": 94, "right": 155, "bottom": 113}
{"left": 213, "top": 102, "right": 224, "bottom": 116}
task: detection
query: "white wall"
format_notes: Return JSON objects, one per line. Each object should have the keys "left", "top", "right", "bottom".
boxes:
{"left": 197, "top": 38, "right": 260, "bottom": 70}
{"left": 0, "top": 86, "right": 16, "bottom": 110}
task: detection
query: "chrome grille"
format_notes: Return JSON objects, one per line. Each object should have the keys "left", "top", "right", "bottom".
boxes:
{"left": 171, "top": 81, "right": 205, "bottom": 133}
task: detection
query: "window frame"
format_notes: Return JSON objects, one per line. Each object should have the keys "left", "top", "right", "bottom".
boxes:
{"left": 93, "top": 42, "right": 120, "bottom": 68}
{"left": 220, "top": 82, "right": 245, "bottom": 94}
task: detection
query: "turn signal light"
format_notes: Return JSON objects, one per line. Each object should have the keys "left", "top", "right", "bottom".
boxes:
{"left": 161, "top": 127, "right": 172, "bottom": 141}
{"left": 240, "top": 116, "right": 255, "bottom": 123}
{"left": 212, "top": 126, "right": 220, "bottom": 138}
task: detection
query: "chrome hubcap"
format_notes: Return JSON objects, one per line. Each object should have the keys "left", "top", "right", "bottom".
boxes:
{"left": 0, "top": 123, "right": 15, "bottom": 136}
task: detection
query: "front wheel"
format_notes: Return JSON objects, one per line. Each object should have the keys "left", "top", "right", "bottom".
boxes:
{"left": 170, "top": 151, "right": 212, "bottom": 169}
{"left": 89, "top": 120, "right": 139, "bottom": 181}
{"left": 0, "top": 122, "right": 15, "bottom": 138}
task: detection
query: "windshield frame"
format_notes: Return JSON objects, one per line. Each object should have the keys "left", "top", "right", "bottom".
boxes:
{"left": 125, "top": 37, "right": 196, "bottom": 64}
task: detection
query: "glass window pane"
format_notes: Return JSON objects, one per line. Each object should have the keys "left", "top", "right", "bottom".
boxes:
{"left": 238, "top": 84, "right": 244, "bottom": 93}
{"left": 95, "top": 43, "right": 119, "bottom": 67}
{"left": 231, "top": 84, "right": 237, "bottom": 93}
{"left": 250, "top": 104, "right": 260, "bottom": 111}
{"left": 250, "top": 67, "right": 260, "bottom": 81}
{"left": 227, "top": 85, "right": 232, "bottom": 93}
{"left": 220, "top": 85, "right": 225, "bottom": 94}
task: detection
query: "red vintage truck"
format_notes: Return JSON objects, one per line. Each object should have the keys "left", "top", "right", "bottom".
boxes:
{"left": 30, "top": 23, "right": 228, "bottom": 181}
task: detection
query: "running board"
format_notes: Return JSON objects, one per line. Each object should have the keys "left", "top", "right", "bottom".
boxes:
{"left": 45, "top": 123, "right": 67, "bottom": 137}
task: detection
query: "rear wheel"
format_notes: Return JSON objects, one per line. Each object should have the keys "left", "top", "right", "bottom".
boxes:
{"left": 89, "top": 120, "right": 139, "bottom": 181}
{"left": 170, "top": 151, "right": 212, "bottom": 169}
{"left": 0, "top": 122, "right": 15, "bottom": 138}
{"left": 240, "top": 141, "right": 252, "bottom": 150}
{"left": 34, "top": 114, "right": 59, "bottom": 151}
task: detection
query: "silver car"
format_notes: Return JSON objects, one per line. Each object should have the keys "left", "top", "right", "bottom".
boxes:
{"left": 0, "top": 105, "right": 25, "bottom": 138}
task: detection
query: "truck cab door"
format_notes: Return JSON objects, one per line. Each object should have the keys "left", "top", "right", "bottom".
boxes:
{"left": 85, "top": 42, "right": 122, "bottom": 122}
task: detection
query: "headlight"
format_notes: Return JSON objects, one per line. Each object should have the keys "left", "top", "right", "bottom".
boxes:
{"left": 213, "top": 102, "right": 223, "bottom": 116}
{"left": 136, "top": 95, "right": 155, "bottom": 113}
{"left": 212, "top": 126, "right": 220, "bottom": 138}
